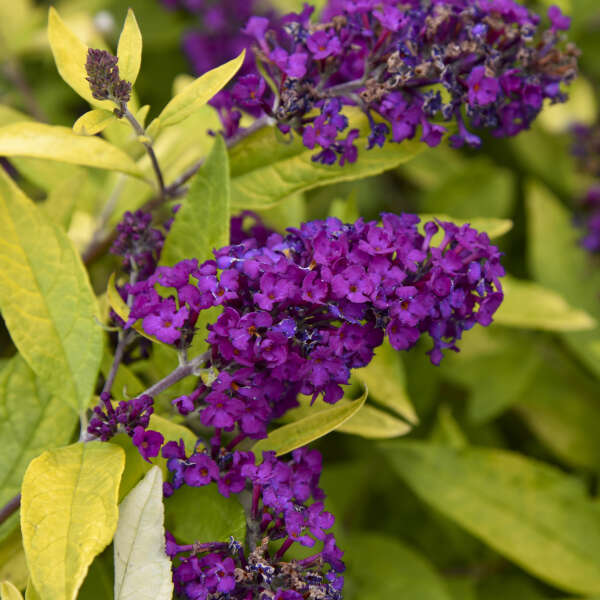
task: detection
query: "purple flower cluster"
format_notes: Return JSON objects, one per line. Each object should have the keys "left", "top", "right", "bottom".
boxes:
{"left": 229, "top": 0, "right": 578, "bottom": 164}
{"left": 164, "top": 447, "right": 344, "bottom": 600}
{"left": 122, "top": 214, "right": 503, "bottom": 442}
{"left": 111, "top": 209, "right": 166, "bottom": 280}
{"left": 88, "top": 392, "right": 165, "bottom": 460}
{"left": 85, "top": 48, "right": 131, "bottom": 108}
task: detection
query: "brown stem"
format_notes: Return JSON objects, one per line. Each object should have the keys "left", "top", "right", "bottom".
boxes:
{"left": 0, "top": 494, "right": 20, "bottom": 527}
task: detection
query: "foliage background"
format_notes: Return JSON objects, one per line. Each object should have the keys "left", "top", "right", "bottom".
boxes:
{"left": 2, "top": 0, "right": 600, "bottom": 599}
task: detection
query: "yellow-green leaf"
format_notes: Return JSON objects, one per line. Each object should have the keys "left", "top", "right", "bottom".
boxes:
{"left": 0, "top": 171, "right": 104, "bottom": 411}
{"left": 0, "top": 529, "right": 28, "bottom": 590}
{"left": 155, "top": 50, "right": 245, "bottom": 130}
{"left": 47, "top": 7, "right": 113, "bottom": 110}
{"left": 114, "top": 467, "right": 172, "bottom": 600}
{"left": 0, "top": 581, "right": 23, "bottom": 600}
{"left": 116, "top": 9, "right": 142, "bottom": 86}
{"left": 24, "top": 581, "right": 40, "bottom": 600}
{"left": 495, "top": 276, "right": 596, "bottom": 331}
{"left": 73, "top": 109, "right": 115, "bottom": 136}
{"left": 229, "top": 108, "right": 424, "bottom": 209}
{"left": 21, "top": 443, "right": 125, "bottom": 600}
{"left": 355, "top": 339, "right": 417, "bottom": 424}
{"left": 0, "top": 123, "right": 143, "bottom": 177}
{"left": 337, "top": 404, "right": 412, "bottom": 439}
{"left": 252, "top": 387, "right": 367, "bottom": 457}
{"left": 527, "top": 180, "right": 600, "bottom": 377}
{"left": 41, "top": 171, "right": 84, "bottom": 231}
{"left": 383, "top": 441, "right": 600, "bottom": 596}
{"left": 0, "top": 356, "right": 78, "bottom": 540}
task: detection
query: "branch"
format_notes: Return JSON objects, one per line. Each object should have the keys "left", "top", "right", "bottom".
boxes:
{"left": 0, "top": 493, "right": 20, "bottom": 526}
{"left": 140, "top": 351, "right": 210, "bottom": 399}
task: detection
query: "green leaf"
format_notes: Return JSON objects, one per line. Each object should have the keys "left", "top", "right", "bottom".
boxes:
{"left": 0, "top": 356, "right": 78, "bottom": 537}
{"left": 0, "top": 581, "right": 23, "bottom": 600}
{"left": 160, "top": 135, "right": 230, "bottom": 267}
{"left": 514, "top": 349, "right": 600, "bottom": 471}
{"left": 336, "top": 403, "right": 412, "bottom": 439}
{"left": 21, "top": 443, "right": 125, "bottom": 600}
{"left": 439, "top": 328, "right": 542, "bottom": 424}
{"left": 154, "top": 51, "right": 245, "bottom": 131}
{"left": 252, "top": 387, "right": 367, "bottom": 457}
{"left": 73, "top": 110, "right": 115, "bottom": 136}
{"left": 24, "top": 580, "right": 40, "bottom": 600}
{"left": 495, "top": 276, "right": 596, "bottom": 331}
{"left": 116, "top": 9, "right": 142, "bottom": 86}
{"left": 526, "top": 180, "right": 600, "bottom": 377}
{"left": 0, "top": 171, "right": 104, "bottom": 412}
{"left": 77, "top": 548, "right": 113, "bottom": 600}
{"left": 355, "top": 339, "right": 417, "bottom": 424}
{"left": 164, "top": 484, "right": 245, "bottom": 545}
{"left": 477, "top": 574, "right": 548, "bottom": 600}
{"left": 0, "top": 123, "right": 144, "bottom": 177}
{"left": 229, "top": 108, "right": 424, "bottom": 209}
{"left": 47, "top": 7, "right": 113, "bottom": 110}
{"left": 114, "top": 467, "right": 172, "bottom": 600}
{"left": 344, "top": 532, "right": 452, "bottom": 600}
{"left": 383, "top": 441, "right": 600, "bottom": 595}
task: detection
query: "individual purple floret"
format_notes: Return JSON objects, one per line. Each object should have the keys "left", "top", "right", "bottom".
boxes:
{"left": 125, "top": 214, "right": 504, "bottom": 440}
{"left": 164, "top": 446, "right": 344, "bottom": 600}
{"left": 226, "top": 0, "right": 578, "bottom": 165}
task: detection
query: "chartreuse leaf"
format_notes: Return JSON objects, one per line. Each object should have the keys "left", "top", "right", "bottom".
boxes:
{"left": 153, "top": 51, "right": 245, "bottom": 132}
{"left": 0, "top": 356, "right": 78, "bottom": 539}
{"left": 114, "top": 467, "right": 172, "bottom": 600}
{"left": 161, "top": 135, "right": 230, "bottom": 266}
{"left": 0, "top": 581, "right": 23, "bottom": 600}
{"left": 165, "top": 485, "right": 246, "bottom": 545}
{"left": 24, "top": 580, "right": 40, "bottom": 600}
{"left": 41, "top": 171, "right": 85, "bottom": 231}
{"left": 527, "top": 180, "right": 600, "bottom": 376}
{"left": 0, "top": 529, "right": 28, "bottom": 590}
{"left": 494, "top": 276, "right": 596, "bottom": 331}
{"left": 252, "top": 387, "right": 367, "bottom": 457}
{"left": 0, "top": 123, "right": 144, "bottom": 177}
{"left": 116, "top": 9, "right": 142, "bottom": 86}
{"left": 0, "top": 171, "right": 103, "bottom": 412}
{"left": 47, "top": 7, "right": 113, "bottom": 110}
{"left": 20, "top": 443, "right": 125, "bottom": 600}
{"left": 344, "top": 532, "right": 452, "bottom": 600}
{"left": 383, "top": 441, "right": 600, "bottom": 595}
{"left": 355, "top": 340, "right": 417, "bottom": 424}
{"left": 336, "top": 404, "right": 412, "bottom": 439}
{"left": 73, "top": 110, "right": 115, "bottom": 136}
{"left": 229, "top": 108, "right": 424, "bottom": 209}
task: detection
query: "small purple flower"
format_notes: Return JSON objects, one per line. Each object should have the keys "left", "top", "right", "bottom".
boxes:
{"left": 132, "top": 427, "right": 164, "bottom": 462}
{"left": 548, "top": 5, "right": 571, "bottom": 31}
{"left": 306, "top": 30, "right": 342, "bottom": 60}
{"left": 142, "top": 298, "right": 189, "bottom": 344}
{"left": 184, "top": 453, "right": 219, "bottom": 487}
{"left": 467, "top": 66, "right": 500, "bottom": 106}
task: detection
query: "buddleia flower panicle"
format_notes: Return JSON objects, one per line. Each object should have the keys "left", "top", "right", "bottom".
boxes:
{"left": 121, "top": 213, "right": 504, "bottom": 441}
{"left": 218, "top": 0, "right": 578, "bottom": 165}
{"left": 85, "top": 48, "right": 132, "bottom": 109}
